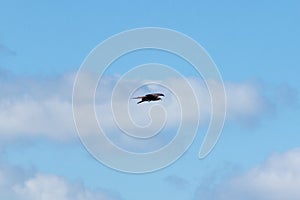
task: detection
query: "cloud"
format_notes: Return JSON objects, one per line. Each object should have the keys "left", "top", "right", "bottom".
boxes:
{"left": 0, "top": 163, "right": 29, "bottom": 200}
{"left": 164, "top": 175, "right": 190, "bottom": 190}
{"left": 225, "top": 81, "right": 275, "bottom": 127}
{"left": 195, "top": 147, "right": 300, "bottom": 200}
{"left": 0, "top": 44, "right": 16, "bottom": 56}
{"left": 275, "top": 83, "right": 299, "bottom": 108}
{"left": 0, "top": 70, "right": 289, "bottom": 146}
{"left": 0, "top": 164, "right": 121, "bottom": 200}
{"left": 0, "top": 72, "right": 76, "bottom": 142}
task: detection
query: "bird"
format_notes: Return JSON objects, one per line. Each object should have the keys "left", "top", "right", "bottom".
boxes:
{"left": 132, "top": 93, "right": 165, "bottom": 104}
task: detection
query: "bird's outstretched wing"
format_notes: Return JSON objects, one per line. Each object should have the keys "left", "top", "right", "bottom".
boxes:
{"left": 131, "top": 96, "right": 145, "bottom": 99}
{"left": 150, "top": 93, "right": 165, "bottom": 97}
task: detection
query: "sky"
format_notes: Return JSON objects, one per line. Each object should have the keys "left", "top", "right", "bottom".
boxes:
{"left": 0, "top": 0, "right": 300, "bottom": 200}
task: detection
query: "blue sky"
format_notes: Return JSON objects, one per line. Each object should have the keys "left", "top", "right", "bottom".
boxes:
{"left": 0, "top": 1, "right": 300, "bottom": 200}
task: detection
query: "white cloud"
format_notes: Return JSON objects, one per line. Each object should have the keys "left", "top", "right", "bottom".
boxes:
{"left": 0, "top": 164, "right": 121, "bottom": 200}
{"left": 0, "top": 72, "right": 76, "bottom": 141}
{"left": 225, "top": 81, "right": 275, "bottom": 127}
{"left": 0, "top": 97, "right": 74, "bottom": 140}
{"left": 14, "top": 174, "right": 119, "bottom": 200}
{"left": 195, "top": 148, "right": 300, "bottom": 200}
{"left": 0, "top": 70, "right": 284, "bottom": 145}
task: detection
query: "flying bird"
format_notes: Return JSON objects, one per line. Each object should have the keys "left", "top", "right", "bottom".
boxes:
{"left": 132, "top": 93, "right": 165, "bottom": 104}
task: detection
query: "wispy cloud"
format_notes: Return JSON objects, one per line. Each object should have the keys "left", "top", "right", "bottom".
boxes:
{"left": 164, "top": 175, "right": 190, "bottom": 190}
{"left": 0, "top": 72, "right": 75, "bottom": 142}
{"left": 225, "top": 80, "right": 276, "bottom": 128}
{"left": 195, "top": 147, "right": 300, "bottom": 200}
{"left": 0, "top": 70, "right": 294, "bottom": 146}
{"left": 276, "top": 83, "right": 299, "bottom": 109}
{"left": 0, "top": 44, "right": 16, "bottom": 56}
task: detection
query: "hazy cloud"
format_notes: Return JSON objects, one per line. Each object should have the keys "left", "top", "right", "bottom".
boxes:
{"left": 276, "top": 83, "right": 299, "bottom": 108}
{"left": 0, "top": 44, "right": 16, "bottom": 56}
{"left": 164, "top": 175, "right": 190, "bottom": 190}
{"left": 0, "top": 72, "right": 76, "bottom": 142}
{"left": 225, "top": 81, "right": 276, "bottom": 128}
{"left": 0, "top": 70, "right": 292, "bottom": 145}
{"left": 195, "top": 147, "right": 300, "bottom": 200}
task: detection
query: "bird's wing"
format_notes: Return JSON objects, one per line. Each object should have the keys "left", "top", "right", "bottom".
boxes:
{"left": 151, "top": 93, "right": 165, "bottom": 97}
{"left": 131, "top": 96, "right": 145, "bottom": 99}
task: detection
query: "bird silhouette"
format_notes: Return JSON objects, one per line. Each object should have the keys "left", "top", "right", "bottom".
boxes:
{"left": 132, "top": 93, "right": 165, "bottom": 104}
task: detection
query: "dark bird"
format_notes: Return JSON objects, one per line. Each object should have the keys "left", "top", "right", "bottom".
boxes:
{"left": 132, "top": 93, "right": 165, "bottom": 104}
